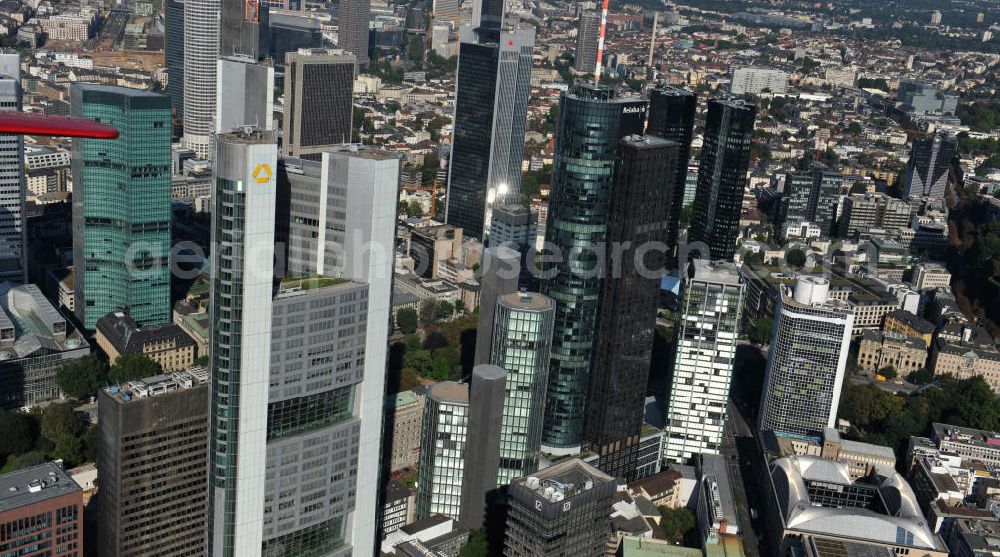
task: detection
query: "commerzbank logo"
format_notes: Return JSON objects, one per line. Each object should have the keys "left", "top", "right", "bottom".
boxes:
{"left": 252, "top": 163, "right": 272, "bottom": 184}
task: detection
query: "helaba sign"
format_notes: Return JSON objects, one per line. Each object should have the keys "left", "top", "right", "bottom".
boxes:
{"left": 252, "top": 163, "right": 272, "bottom": 184}
{"left": 622, "top": 105, "right": 646, "bottom": 115}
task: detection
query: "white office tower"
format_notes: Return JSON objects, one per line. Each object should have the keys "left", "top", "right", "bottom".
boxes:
{"left": 208, "top": 128, "right": 277, "bottom": 556}
{"left": 664, "top": 260, "right": 745, "bottom": 464}
{"left": 278, "top": 147, "right": 400, "bottom": 554}
{"left": 0, "top": 51, "right": 24, "bottom": 282}
{"left": 758, "top": 276, "right": 855, "bottom": 438}
{"left": 416, "top": 381, "right": 470, "bottom": 520}
{"left": 216, "top": 56, "right": 274, "bottom": 134}
{"left": 183, "top": 0, "right": 220, "bottom": 158}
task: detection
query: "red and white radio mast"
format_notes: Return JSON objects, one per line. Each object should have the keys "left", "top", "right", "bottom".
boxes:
{"left": 594, "top": 0, "right": 609, "bottom": 81}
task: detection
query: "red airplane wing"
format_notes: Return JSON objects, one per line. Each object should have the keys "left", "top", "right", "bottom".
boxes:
{"left": 0, "top": 112, "right": 119, "bottom": 139}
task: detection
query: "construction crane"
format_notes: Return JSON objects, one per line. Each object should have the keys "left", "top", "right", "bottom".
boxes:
{"left": 401, "top": 176, "right": 441, "bottom": 217}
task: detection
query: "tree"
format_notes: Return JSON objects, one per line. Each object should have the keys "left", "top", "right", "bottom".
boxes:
{"left": 52, "top": 434, "right": 85, "bottom": 468}
{"left": 786, "top": 248, "right": 807, "bottom": 268}
{"left": 909, "top": 367, "right": 934, "bottom": 385}
{"left": 455, "top": 300, "right": 466, "bottom": 314}
{"left": 746, "top": 318, "right": 774, "bottom": 345}
{"left": 658, "top": 506, "right": 696, "bottom": 545}
{"left": 9, "top": 451, "right": 47, "bottom": 471}
{"left": 419, "top": 299, "right": 438, "bottom": 327}
{"left": 40, "top": 403, "right": 83, "bottom": 444}
{"left": 458, "top": 529, "right": 488, "bottom": 557}
{"left": 55, "top": 355, "right": 108, "bottom": 400}
{"left": 0, "top": 412, "right": 38, "bottom": 459}
{"left": 404, "top": 200, "right": 423, "bottom": 218}
{"left": 194, "top": 355, "right": 209, "bottom": 366}
{"left": 109, "top": 354, "right": 160, "bottom": 384}
{"left": 878, "top": 365, "right": 898, "bottom": 379}
{"left": 397, "top": 308, "right": 418, "bottom": 334}
{"left": 847, "top": 122, "right": 864, "bottom": 135}
{"left": 435, "top": 300, "right": 454, "bottom": 321}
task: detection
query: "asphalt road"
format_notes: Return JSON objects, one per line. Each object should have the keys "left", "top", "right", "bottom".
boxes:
{"left": 723, "top": 399, "right": 760, "bottom": 557}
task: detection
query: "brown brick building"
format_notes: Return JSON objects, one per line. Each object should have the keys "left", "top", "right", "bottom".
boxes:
{"left": 0, "top": 462, "right": 83, "bottom": 557}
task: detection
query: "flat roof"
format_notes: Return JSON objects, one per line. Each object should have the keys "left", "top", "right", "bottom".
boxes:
{"left": 497, "top": 291, "right": 553, "bottom": 311}
{"left": 426, "top": 381, "right": 468, "bottom": 405}
{"left": 0, "top": 462, "right": 80, "bottom": 513}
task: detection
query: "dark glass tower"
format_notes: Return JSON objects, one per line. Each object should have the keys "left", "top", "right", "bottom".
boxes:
{"left": 586, "top": 135, "right": 678, "bottom": 479}
{"left": 540, "top": 83, "right": 647, "bottom": 452}
{"left": 338, "top": 0, "right": 370, "bottom": 66}
{"left": 646, "top": 85, "right": 696, "bottom": 259}
{"left": 688, "top": 99, "right": 756, "bottom": 262}
{"left": 219, "top": 0, "right": 270, "bottom": 60}
{"left": 165, "top": 0, "right": 184, "bottom": 116}
{"left": 446, "top": 27, "right": 534, "bottom": 239}
{"left": 902, "top": 133, "right": 956, "bottom": 200}
{"left": 780, "top": 164, "right": 843, "bottom": 236}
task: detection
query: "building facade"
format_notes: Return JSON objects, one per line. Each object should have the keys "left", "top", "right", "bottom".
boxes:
{"left": 0, "top": 463, "right": 83, "bottom": 557}
{"left": 95, "top": 311, "right": 198, "bottom": 372}
{"left": 71, "top": 84, "right": 172, "bottom": 329}
{"left": 97, "top": 368, "right": 208, "bottom": 556}
{"left": 182, "top": 0, "right": 220, "bottom": 157}
{"left": 416, "top": 382, "right": 470, "bottom": 521}
{"left": 586, "top": 135, "right": 678, "bottom": 478}
{"left": 0, "top": 52, "right": 24, "bottom": 283}
{"left": 337, "top": 0, "right": 370, "bottom": 66}
{"left": 282, "top": 49, "right": 356, "bottom": 159}
{"left": 573, "top": 11, "right": 600, "bottom": 74}
{"left": 730, "top": 67, "right": 788, "bottom": 95}
{"left": 446, "top": 27, "right": 534, "bottom": 240}
{"left": 165, "top": 0, "right": 184, "bottom": 115}
{"left": 387, "top": 390, "right": 425, "bottom": 472}
{"left": 664, "top": 260, "right": 745, "bottom": 463}
{"left": 215, "top": 56, "right": 274, "bottom": 134}
{"left": 856, "top": 330, "right": 927, "bottom": 377}
{"left": 688, "top": 99, "right": 756, "bottom": 261}
{"left": 758, "top": 277, "right": 854, "bottom": 438}
{"left": 540, "top": 83, "right": 647, "bottom": 453}
{"left": 780, "top": 164, "right": 843, "bottom": 237}
{"left": 902, "top": 133, "right": 956, "bottom": 200}
{"left": 646, "top": 85, "right": 696, "bottom": 258}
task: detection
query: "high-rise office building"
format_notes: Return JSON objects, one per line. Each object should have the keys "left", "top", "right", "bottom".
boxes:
{"left": 730, "top": 67, "right": 788, "bottom": 95}
{"left": 780, "top": 164, "right": 843, "bottom": 236}
{"left": 688, "top": 99, "right": 756, "bottom": 262}
{"left": 165, "top": 0, "right": 185, "bottom": 116}
{"left": 573, "top": 11, "right": 600, "bottom": 73}
{"left": 207, "top": 128, "right": 277, "bottom": 556}
{"left": 182, "top": 0, "right": 220, "bottom": 158}
{"left": 0, "top": 52, "right": 24, "bottom": 283}
{"left": 432, "top": 0, "right": 461, "bottom": 24}
{"left": 216, "top": 55, "right": 275, "bottom": 133}
{"left": 586, "top": 135, "right": 677, "bottom": 479}
{"left": 473, "top": 245, "right": 520, "bottom": 366}
{"left": 282, "top": 49, "right": 356, "bottom": 159}
{"left": 416, "top": 381, "right": 470, "bottom": 521}
{"left": 472, "top": 0, "right": 503, "bottom": 29}
{"left": 268, "top": 13, "right": 323, "bottom": 81}
{"left": 71, "top": 84, "right": 172, "bottom": 329}
{"left": 902, "top": 133, "right": 956, "bottom": 200}
{"left": 337, "top": 0, "right": 370, "bottom": 66}
{"left": 459, "top": 364, "right": 506, "bottom": 531}
{"left": 490, "top": 292, "right": 555, "bottom": 485}
{"left": 541, "top": 83, "right": 647, "bottom": 453}
{"left": 219, "top": 0, "right": 269, "bottom": 60}
{"left": 274, "top": 147, "right": 400, "bottom": 554}
{"left": 838, "top": 192, "right": 912, "bottom": 237}
{"left": 0, "top": 463, "right": 83, "bottom": 557}
{"left": 647, "top": 85, "right": 696, "bottom": 259}
{"left": 758, "top": 276, "right": 855, "bottom": 438}
{"left": 97, "top": 368, "right": 209, "bottom": 557}
{"left": 663, "top": 260, "right": 745, "bottom": 463}
{"left": 504, "top": 459, "right": 618, "bottom": 556}
{"left": 446, "top": 27, "right": 534, "bottom": 240}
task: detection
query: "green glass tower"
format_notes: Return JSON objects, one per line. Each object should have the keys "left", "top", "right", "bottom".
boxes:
{"left": 71, "top": 84, "right": 172, "bottom": 329}
{"left": 540, "top": 83, "right": 647, "bottom": 452}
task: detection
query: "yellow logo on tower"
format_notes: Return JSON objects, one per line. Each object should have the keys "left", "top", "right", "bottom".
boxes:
{"left": 252, "top": 163, "right": 272, "bottom": 184}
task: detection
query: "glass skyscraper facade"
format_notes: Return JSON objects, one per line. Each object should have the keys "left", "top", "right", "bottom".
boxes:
{"left": 416, "top": 382, "right": 470, "bottom": 521}
{"left": 902, "top": 133, "right": 956, "bottom": 200}
{"left": 0, "top": 52, "right": 24, "bottom": 283}
{"left": 71, "top": 84, "right": 172, "bottom": 329}
{"left": 780, "top": 164, "right": 843, "bottom": 237}
{"left": 688, "top": 99, "right": 756, "bottom": 262}
{"left": 587, "top": 135, "right": 678, "bottom": 479}
{"left": 490, "top": 292, "right": 555, "bottom": 485}
{"left": 446, "top": 27, "right": 534, "bottom": 239}
{"left": 646, "top": 85, "right": 696, "bottom": 259}
{"left": 540, "top": 83, "right": 647, "bottom": 452}
{"left": 664, "top": 260, "right": 745, "bottom": 464}
{"left": 758, "top": 277, "right": 855, "bottom": 438}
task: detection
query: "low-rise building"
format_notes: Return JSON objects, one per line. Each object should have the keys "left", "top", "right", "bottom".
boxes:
{"left": 381, "top": 479, "right": 413, "bottom": 538}
{"left": 857, "top": 329, "right": 927, "bottom": 377}
{"left": 0, "top": 462, "right": 83, "bottom": 557}
{"left": 381, "top": 514, "right": 469, "bottom": 556}
{"left": 944, "top": 516, "right": 1000, "bottom": 557}
{"left": 884, "top": 309, "right": 935, "bottom": 346}
{"left": 931, "top": 340, "right": 1000, "bottom": 393}
{"left": 765, "top": 428, "right": 896, "bottom": 480}
{"left": 95, "top": 311, "right": 198, "bottom": 372}
{"left": 911, "top": 263, "right": 952, "bottom": 291}
{"left": 387, "top": 389, "right": 425, "bottom": 472}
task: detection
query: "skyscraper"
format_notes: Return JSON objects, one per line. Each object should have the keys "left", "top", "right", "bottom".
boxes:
{"left": 416, "top": 381, "right": 470, "bottom": 521}
{"left": 688, "top": 99, "right": 756, "bottom": 262}
{"left": 647, "top": 85, "right": 696, "bottom": 260}
{"left": 446, "top": 27, "right": 534, "bottom": 240}
{"left": 573, "top": 11, "right": 600, "bottom": 74}
{"left": 0, "top": 51, "right": 24, "bottom": 283}
{"left": 586, "top": 135, "right": 677, "bottom": 479}
{"left": 902, "top": 133, "right": 956, "bottom": 200}
{"left": 282, "top": 48, "right": 356, "bottom": 159}
{"left": 490, "top": 292, "right": 555, "bottom": 485}
{"left": 268, "top": 13, "right": 323, "bottom": 81}
{"left": 459, "top": 364, "right": 506, "bottom": 531}
{"left": 207, "top": 128, "right": 277, "bottom": 556}
{"left": 473, "top": 245, "right": 520, "bottom": 366}
{"left": 216, "top": 55, "right": 274, "bottom": 133}
{"left": 165, "top": 0, "right": 184, "bottom": 116}
{"left": 541, "top": 83, "right": 647, "bottom": 453}
{"left": 97, "top": 367, "right": 209, "bottom": 557}
{"left": 663, "top": 260, "right": 745, "bottom": 464}
{"left": 472, "top": 0, "right": 504, "bottom": 29}
{"left": 274, "top": 147, "right": 400, "bottom": 554}
{"left": 758, "top": 276, "right": 855, "bottom": 438}
{"left": 182, "top": 0, "right": 221, "bottom": 158}
{"left": 337, "top": 0, "right": 370, "bottom": 67}
{"left": 71, "top": 84, "right": 172, "bottom": 329}
{"left": 219, "top": 0, "right": 269, "bottom": 60}
{"left": 780, "top": 164, "right": 843, "bottom": 237}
